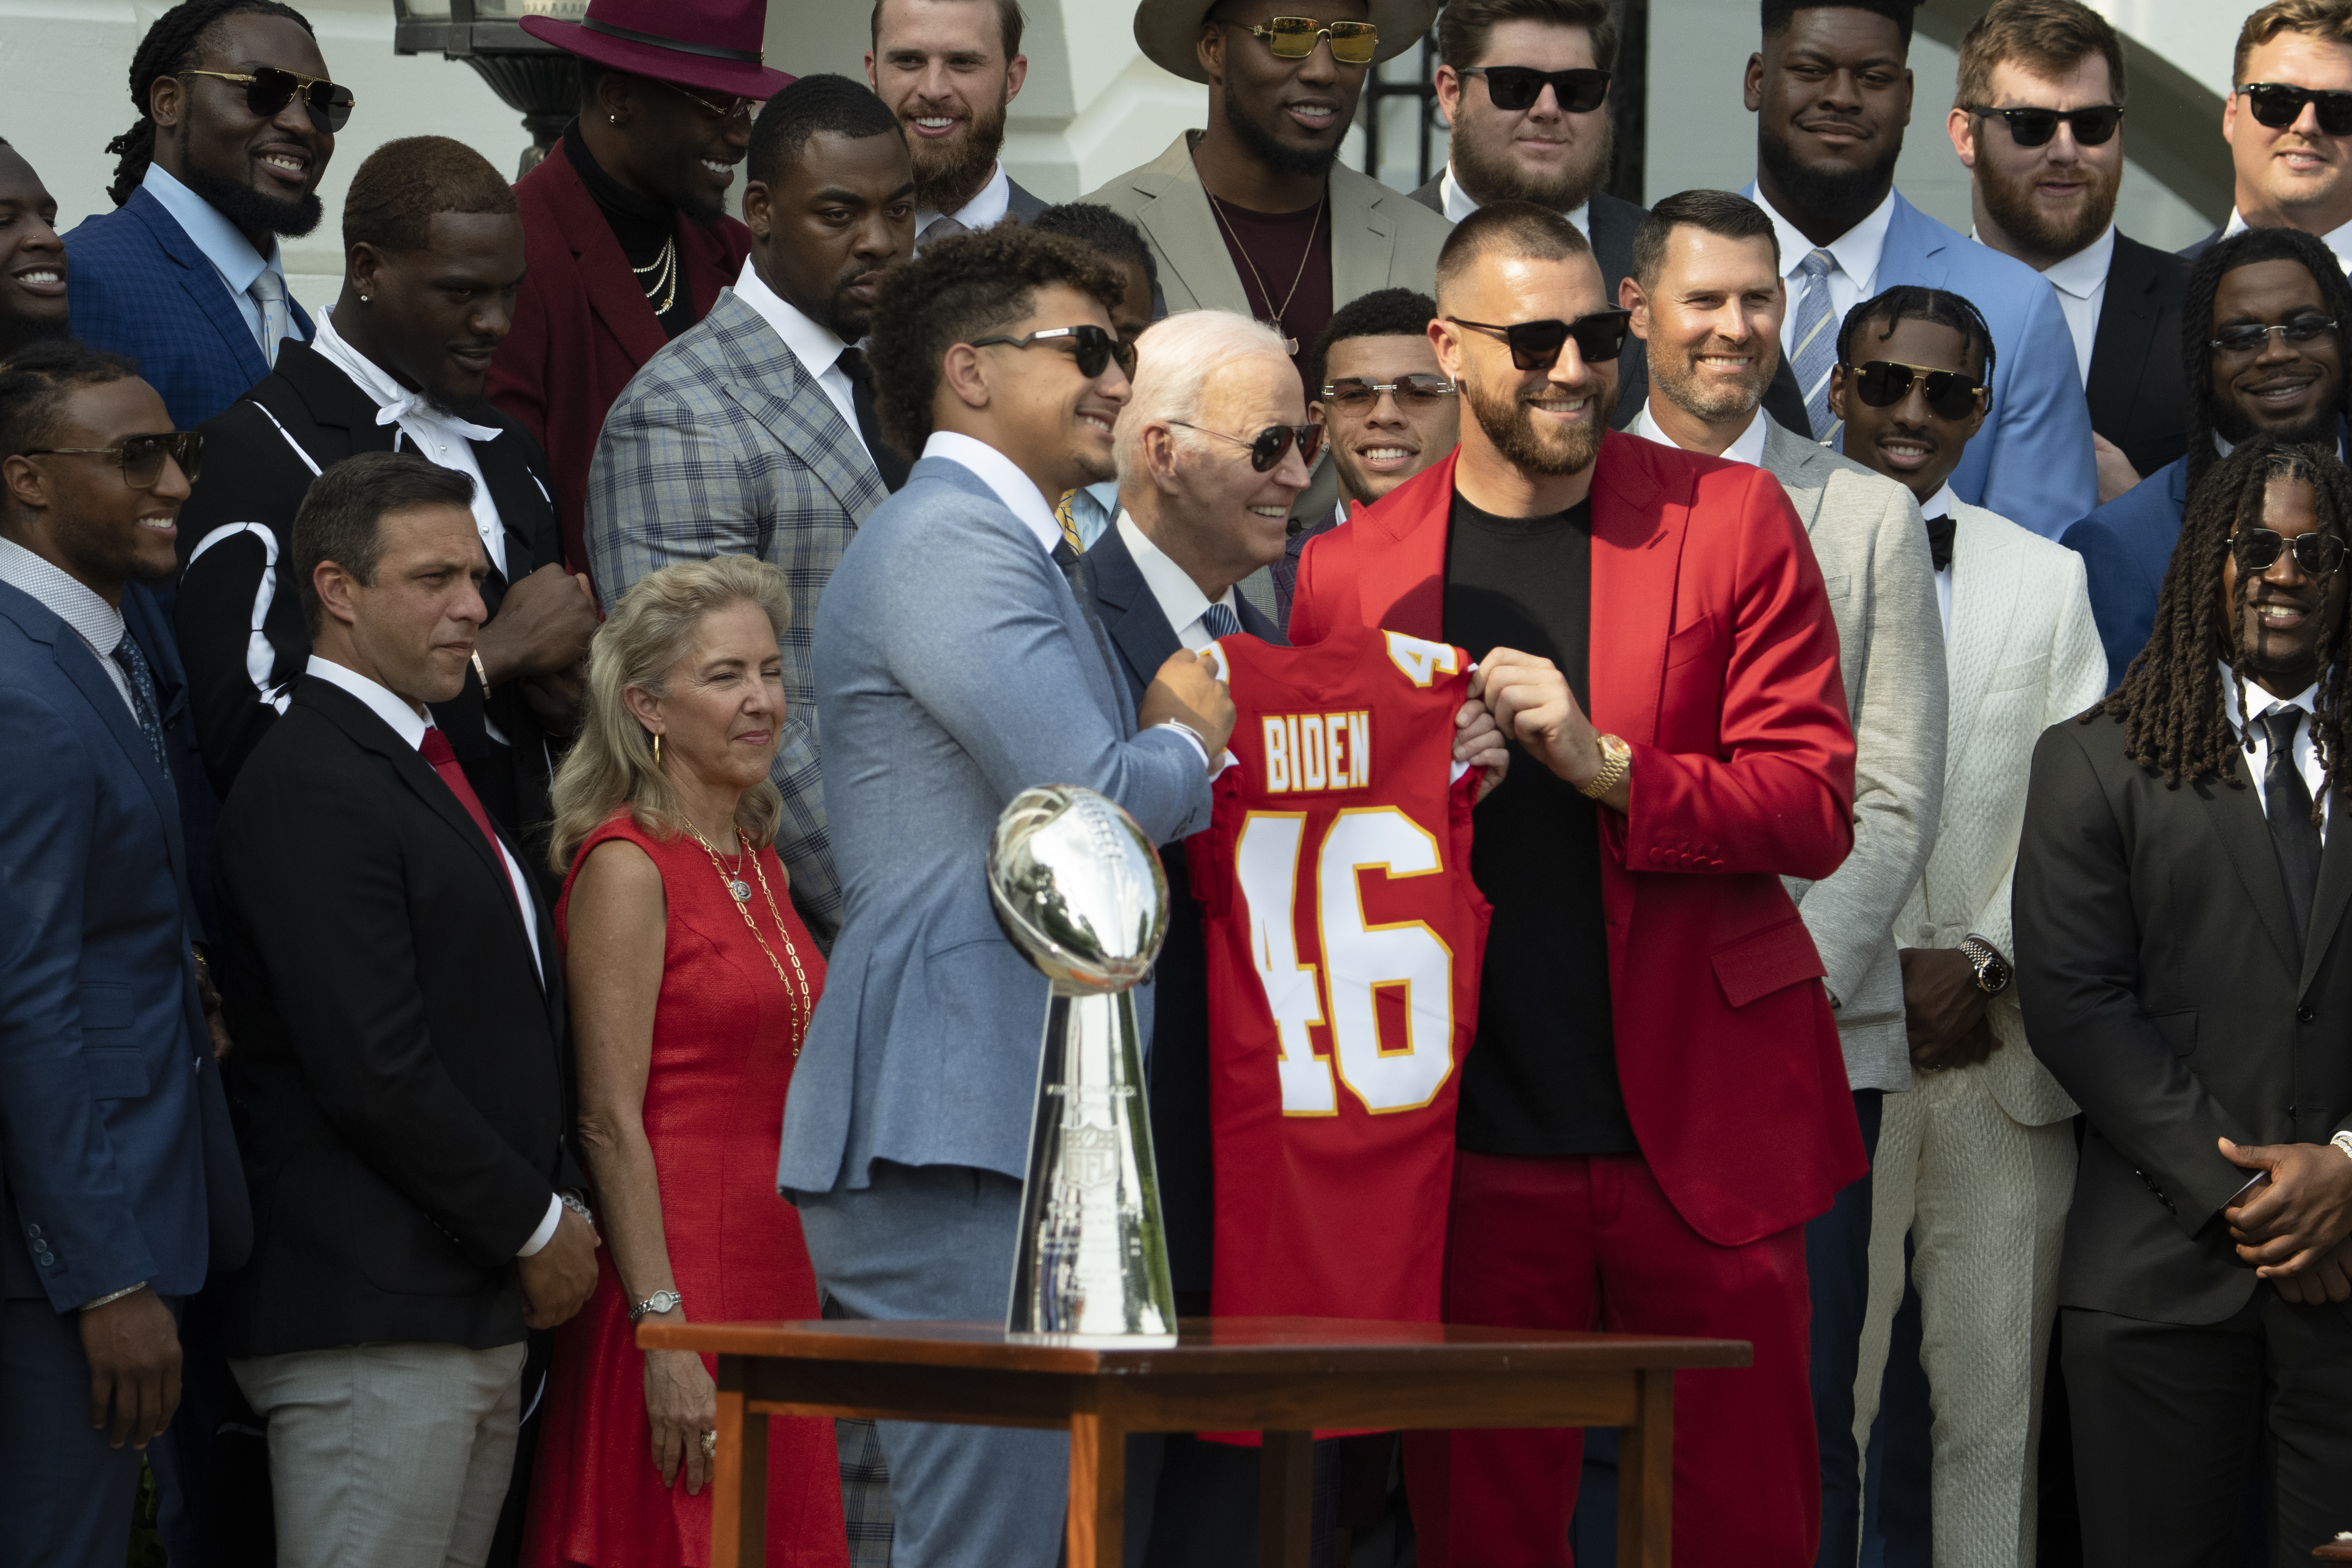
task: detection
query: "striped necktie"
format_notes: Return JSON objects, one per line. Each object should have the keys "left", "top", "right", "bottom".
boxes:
{"left": 1790, "top": 248, "right": 1841, "bottom": 441}
{"left": 1053, "top": 490, "right": 1086, "bottom": 554}
{"left": 1200, "top": 601, "right": 1243, "bottom": 641}
{"left": 248, "top": 267, "right": 293, "bottom": 367}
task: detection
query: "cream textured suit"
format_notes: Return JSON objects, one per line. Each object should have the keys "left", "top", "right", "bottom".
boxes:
{"left": 1082, "top": 132, "right": 1453, "bottom": 615}
{"left": 1851, "top": 500, "right": 2108, "bottom": 1568}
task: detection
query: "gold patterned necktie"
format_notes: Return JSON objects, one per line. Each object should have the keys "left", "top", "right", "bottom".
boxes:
{"left": 1054, "top": 490, "right": 1085, "bottom": 554}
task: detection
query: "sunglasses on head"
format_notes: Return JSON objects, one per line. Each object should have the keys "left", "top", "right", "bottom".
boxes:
{"left": 967, "top": 324, "right": 1138, "bottom": 380}
{"left": 1169, "top": 420, "right": 1325, "bottom": 472}
{"left": 1847, "top": 360, "right": 1987, "bottom": 420}
{"left": 2241, "top": 82, "right": 2352, "bottom": 137}
{"left": 21, "top": 431, "right": 204, "bottom": 490}
{"left": 1447, "top": 310, "right": 1630, "bottom": 370}
{"left": 2232, "top": 526, "right": 2348, "bottom": 576}
{"left": 1228, "top": 16, "right": 1381, "bottom": 64}
{"left": 181, "top": 67, "right": 356, "bottom": 134}
{"left": 1320, "top": 374, "right": 1457, "bottom": 409}
{"left": 1462, "top": 65, "right": 1612, "bottom": 115}
{"left": 2210, "top": 316, "right": 2340, "bottom": 356}
{"left": 1963, "top": 103, "right": 2122, "bottom": 147}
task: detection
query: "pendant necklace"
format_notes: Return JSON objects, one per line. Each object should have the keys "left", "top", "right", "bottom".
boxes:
{"left": 690, "top": 825, "right": 812, "bottom": 1049}
{"left": 633, "top": 236, "right": 679, "bottom": 315}
{"left": 1207, "top": 189, "right": 1323, "bottom": 356}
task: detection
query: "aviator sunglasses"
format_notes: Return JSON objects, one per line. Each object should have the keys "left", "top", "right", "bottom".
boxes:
{"left": 1847, "top": 360, "right": 1987, "bottom": 420}
{"left": 1320, "top": 374, "right": 1457, "bottom": 408}
{"left": 1228, "top": 16, "right": 1381, "bottom": 64}
{"left": 2241, "top": 82, "right": 2352, "bottom": 137}
{"left": 1448, "top": 310, "right": 1631, "bottom": 370}
{"left": 1462, "top": 66, "right": 1612, "bottom": 115}
{"left": 181, "top": 67, "right": 357, "bottom": 134}
{"left": 1169, "top": 420, "right": 1325, "bottom": 472}
{"left": 2210, "top": 316, "right": 2339, "bottom": 356}
{"left": 2231, "top": 526, "right": 2348, "bottom": 577}
{"left": 21, "top": 431, "right": 204, "bottom": 490}
{"left": 967, "top": 325, "right": 1138, "bottom": 380}
{"left": 1962, "top": 103, "right": 2122, "bottom": 147}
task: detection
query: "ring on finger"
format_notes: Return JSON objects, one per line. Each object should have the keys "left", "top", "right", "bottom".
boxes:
{"left": 701, "top": 1429, "right": 717, "bottom": 1459}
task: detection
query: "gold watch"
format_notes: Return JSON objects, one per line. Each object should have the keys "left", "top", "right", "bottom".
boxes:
{"left": 1578, "top": 733, "right": 1632, "bottom": 800}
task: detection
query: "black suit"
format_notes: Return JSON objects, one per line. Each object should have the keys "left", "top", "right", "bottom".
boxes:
{"left": 211, "top": 675, "right": 577, "bottom": 1357}
{"left": 175, "top": 339, "right": 565, "bottom": 874}
{"left": 2088, "top": 232, "right": 2192, "bottom": 481}
{"left": 2015, "top": 709, "right": 2352, "bottom": 1562}
{"left": 1005, "top": 175, "right": 1049, "bottom": 224}
{"left": 1407, "top": 175, "right": 1813, "bottom": 436}
{"left": 2179, "top": 227, "right": 2220, "bottom": 263}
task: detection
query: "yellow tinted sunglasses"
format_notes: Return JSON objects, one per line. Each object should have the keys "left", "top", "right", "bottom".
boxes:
{"left": 1231, "top": 16, "right": 1381, "bottom": 64}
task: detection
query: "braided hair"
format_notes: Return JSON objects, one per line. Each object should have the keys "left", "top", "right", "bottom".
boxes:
{"left": 2086, "top": 435, "right": 2352, "bottom": 814}
{"left": 1834, "top": 284, "right": 1997, "bottom": 383}
{"left": 104, "top": 0, "right": 314, "bottom": 209}
{"left": 2181, "top": 226, "right": 2352, "bottom": 493}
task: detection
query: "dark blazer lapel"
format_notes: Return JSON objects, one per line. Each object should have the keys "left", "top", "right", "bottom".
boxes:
{"left": 1085, "top": 525, "right": 1181, "bottom": 701}
{"left": 2303, "top": 799, "right": 2352, "bottom": 997}
{"left": 712, "top": 300, "right": 886, "bottom": 519}
{"left": 134, "top": 193, "right": 271, "bottom": 393}
{"left": 472, "top": 430, "right": 559, "bottom": 583}
{"left": 49, "top": 624, "right": 185, "bottom": 855}
{"left": 542, "top": 143, "right": 671, "bottom": 369}
{"left": 2198, "top": 770, "right": 2301, "bottom": 973}
{"left": 1238, "top": 594, "right": 1284, "bottom": 645}
{"left": 2086, "top": 237, "right": 2160, "bottom": 433}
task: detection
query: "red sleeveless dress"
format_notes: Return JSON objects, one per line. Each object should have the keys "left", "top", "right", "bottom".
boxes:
{"left": 524, "top": 811, "right": 846, "bottom": 1568}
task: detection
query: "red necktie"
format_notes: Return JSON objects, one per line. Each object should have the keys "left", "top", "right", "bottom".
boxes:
{"left": 419, "top": 726, "right": 527, "bottom": 931}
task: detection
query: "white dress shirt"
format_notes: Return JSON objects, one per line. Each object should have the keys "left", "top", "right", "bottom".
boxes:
{"left": 1973, "top": 222, "right": 2111, "bottom": 389}
{"left": 1438, "top": 163, "right": 1591, "bottom": 241}
{"left": 1753, "top": 184, "right": 1898, "bottom": 365}
{"left": 2223, "top": 207, "right": 2352, "bottom": 289}
{"left": 0, "top": 537, "right": 134, "bottom": 712}
{"left": 914, "top": 161, "right": 1011, "bottom": 250}
{"left": 2218, "top": 662, "right": 2330, "bottom": 836}
{"left": 1921, "top": 480, "right": 1960, "bottom": 637}
{"left": 1632, "top": 400, "right": 1769, "bottom": 468}
{"left": 141, "top": 163, "right": 302, "bottom": 358}
{"left": 1116, "top": 512, "right": 1243, "bottom": 651}
{"left": 730, "top": 256, "right": 864, "bottom": 452}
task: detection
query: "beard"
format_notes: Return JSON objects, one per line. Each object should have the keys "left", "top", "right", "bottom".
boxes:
{"left": 174, "top": 126, "right": 322, "bottom": 239}
{"left": 1450, "top": 114, "right": 1614, "bottom": 213}
{"left": 2213, "top": 397, "right": 2339, "bottom": 449}
{"left": 1757, "top": 118, "right": 1901, "bottom": 241}
{"left": 1977, "top": 152, "right": 2120, "bottom": 261}
{"left": 908, "top": 93, "right": 1008, "bottom": 215}
{"left": 1648, "top": 338, "right": 1772, "bottom": 425}
{"left": 1464, "top": 368, "right": 1614, "bottom": 476}
{"left": 1223, "top": 85, "right": 1343, "bottom": 183}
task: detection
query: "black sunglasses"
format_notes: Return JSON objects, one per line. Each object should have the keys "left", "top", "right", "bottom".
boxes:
{"left": 2210, "top": 317, "right": 2339, "bottom": 356}
{"left": 1448, "top": 310, "right": 1630, "bottom": 369}
{"left": 2232, "top": 526, "right": 2348, "bottom": 577}
{"left": 967, "top": 324, "right": 1137, "bottom": 380}
{"left": 181, "top": 67, "right": 356, "bottom": 134}
{"left": 1168, "top": 420, "right": 1325, "bottom": 472}
{"left": 1847, "top": 360, "right": 1987, "bottom": 420}
{"left": 2242, "top": 82, "right": 2352, "bottom": 137}
{"left": 21, "top": 431, "right": 203, "bottom": 490}
{"left": 1461, "top": 65, "right": 1611, "bottom": 115}
{"left": 1320, "top": 374, "right": 1457, "bottom": 408}
{"left": 1962, "top": 103, "right": 2122, "bottom": 147}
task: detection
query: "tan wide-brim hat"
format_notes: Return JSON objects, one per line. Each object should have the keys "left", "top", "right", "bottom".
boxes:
{"left": 1135, "top": 0, "right": 1440, "bottom": 86}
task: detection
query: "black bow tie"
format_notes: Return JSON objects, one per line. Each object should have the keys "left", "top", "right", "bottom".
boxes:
{"left": 1924, "top": 513, "right": 1955, "bottom": 572}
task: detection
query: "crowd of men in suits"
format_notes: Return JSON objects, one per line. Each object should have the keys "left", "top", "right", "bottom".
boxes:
{"left": 7, "top": 0, "right": 2352, "bottom": 1565}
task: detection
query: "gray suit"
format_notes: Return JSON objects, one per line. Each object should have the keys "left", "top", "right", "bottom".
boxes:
{"left": 777, "top": 452, "right": 1211, "bottom": 1567}
{"left": 584, "top": 288, "right": 889, "bottom": 944}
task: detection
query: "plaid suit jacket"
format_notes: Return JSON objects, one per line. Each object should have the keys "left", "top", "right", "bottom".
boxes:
{"left": 585, "top": 288, "right": 887, "bottom": 945}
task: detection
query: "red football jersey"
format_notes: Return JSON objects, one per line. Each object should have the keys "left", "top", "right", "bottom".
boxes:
{"left": 1191, "top": 623, "right": 1492, "bottom": 1335}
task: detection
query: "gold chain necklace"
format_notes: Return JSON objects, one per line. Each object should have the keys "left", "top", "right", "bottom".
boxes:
{"left": 689, "top": 825, "right": 812, "bottom": 1052}
{"left": 632, "top": 236, "right": 678, "bottom": 315}
{"left": 1205, "top": 190, "right": 1323, "bottom": 356}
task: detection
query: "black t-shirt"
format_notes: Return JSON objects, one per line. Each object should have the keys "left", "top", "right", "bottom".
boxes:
{"left": 1442, "top": 491, "right": 1637, "bottom": 1155}
{"left": 562, "top": 121, "right": 696, "bottom": 341}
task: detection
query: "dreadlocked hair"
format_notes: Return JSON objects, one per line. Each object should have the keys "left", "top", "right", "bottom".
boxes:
{"left": 2087, "top": 435, "right": 2352, "bottom": 818}
{"left": 2182, "top": 227, "right": 2352, "bottom": 493}
{"left": 105, "top": 0, "right": 314, "bottom": 209}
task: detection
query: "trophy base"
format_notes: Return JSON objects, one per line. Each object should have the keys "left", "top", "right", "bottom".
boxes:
{"left": 1003, "top": 1330, "right": 1181, "bottom": 1348}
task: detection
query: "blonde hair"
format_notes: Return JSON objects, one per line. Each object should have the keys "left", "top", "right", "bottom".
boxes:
{"left": 1114, "top": 309, "right": 1295, "bottom": 487}
{"left": 547, "top": 555, "right": 794, "bottom": 874}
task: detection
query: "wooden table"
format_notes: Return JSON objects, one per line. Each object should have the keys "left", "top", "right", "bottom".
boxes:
{"left": 640, "top": 1315, "right": 1749, "bottom": 1568}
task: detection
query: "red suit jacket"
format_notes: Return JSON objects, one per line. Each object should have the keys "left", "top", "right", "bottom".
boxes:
{"left": 1291, "top": 435, "right": 1867, "bottom": 1246}
{"left": 489, "top": 136, "right": 752, "bottom": 589}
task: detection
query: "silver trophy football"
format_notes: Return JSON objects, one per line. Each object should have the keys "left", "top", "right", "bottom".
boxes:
{"left": 987, "top": 784, "right": 1179, "bottom": 1345}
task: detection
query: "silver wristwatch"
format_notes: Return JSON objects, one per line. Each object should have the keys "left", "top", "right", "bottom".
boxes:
{"left": 628, "top": 1289, "right": 683, "bottom": 1324}
{"left": 1959, "top": 934, "right": 2012, "bottom": 996}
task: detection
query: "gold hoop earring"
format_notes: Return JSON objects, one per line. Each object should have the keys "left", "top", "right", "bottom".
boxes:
{"left": 651, "top": 732, "right": 663, "bottom": 766}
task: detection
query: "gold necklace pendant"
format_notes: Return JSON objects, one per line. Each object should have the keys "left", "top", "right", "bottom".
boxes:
{"left": 691, "top": 825, "right": 812, "bottom": 1053}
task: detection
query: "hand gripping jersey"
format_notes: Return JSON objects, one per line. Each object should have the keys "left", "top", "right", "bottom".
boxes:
{"left": 1192, "top": 624, "right": 1492, "bottom": 1337}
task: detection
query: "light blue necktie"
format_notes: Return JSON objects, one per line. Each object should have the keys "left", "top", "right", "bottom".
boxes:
{"left": 248, "top": 267, "right": 293, "bottom": 367}
{"left": 1200, "top": 601, "right": 1243, "bottom": 641}
{"left": 1790, "top": 248, "right": 1841, "bottom": 441}
{"left": 111, "top": 633, "right": 173, "bottom": 783}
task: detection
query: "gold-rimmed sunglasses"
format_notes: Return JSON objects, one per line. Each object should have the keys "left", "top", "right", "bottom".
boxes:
{"left": 659, "top": 79, "right": 758, "bottom": 125}
{"left": 21, "top": 432, "right": 204, "bottom": 490}
{"left": 181, "top": 67, "right": 355, "bottom": 133}
{"left": 1225, "top": 16, "right": 1381, "bottom": 64}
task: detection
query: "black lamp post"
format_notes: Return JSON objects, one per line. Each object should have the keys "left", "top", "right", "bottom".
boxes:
{"left": 390, "top": 0, "right": 581, "bottom": 179}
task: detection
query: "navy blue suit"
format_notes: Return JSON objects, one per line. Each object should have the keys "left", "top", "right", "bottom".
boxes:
{"left": 0, "top": 577, "right": 249, "bottom": 1568}
{"left": 2059, "top": 456, "right": 2190, "bottom": 681}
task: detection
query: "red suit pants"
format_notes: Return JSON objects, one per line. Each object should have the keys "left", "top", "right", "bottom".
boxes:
{"left": 1406, "top": 1150, "right": 1819, "bottom": 1567}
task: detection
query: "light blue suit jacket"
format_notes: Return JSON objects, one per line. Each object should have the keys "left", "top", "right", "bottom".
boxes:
{"left": 777, "top": 456, "right": 1213, "bottom": 1198}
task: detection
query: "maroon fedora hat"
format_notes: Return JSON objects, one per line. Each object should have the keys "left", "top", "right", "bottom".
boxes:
{"left": 521, "top": 0, "right": 795, "bottom": 101}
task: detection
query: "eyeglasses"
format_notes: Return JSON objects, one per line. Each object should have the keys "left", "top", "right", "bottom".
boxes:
{"left": 181, "top": 67, "right": 355, "bottom": 134}
{"left": 967, "top": 325, "right": 1138, "bottom": 380}
{"left": 2231, "top": 526, "right": 2348, "bottom": 576}
{"left": 21, "top": 431, "right": 204, "bottom": 490}
{"left": 1447, "top": 310, "right": 1631, "bottom": 369}
{"left": 1226, "top": 17, "right": 1381, "bottom": 65}
{"left": 1319, "top": 374, "right": 1458, "bottom": 408}
{"left": 2241, "top": 82, "right": 2352, "bottom": 137}
{"left": 2210, "top": 317, "right": 2340, "bottom": 356}
{"left": 1168, "top": 420, "right": 1325, "bottom": 472}
{"left": 1846, "top": 360, "right": 1987, "bottom": 420}
{"left": 1961, "top": 103, "right": 2122, "bottom": 147}
{"left": 1462, "top": 66, "right": 1612, "bottom": 115}
{"left": 660, "top": 79, "right": 757, "bottom": 125}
